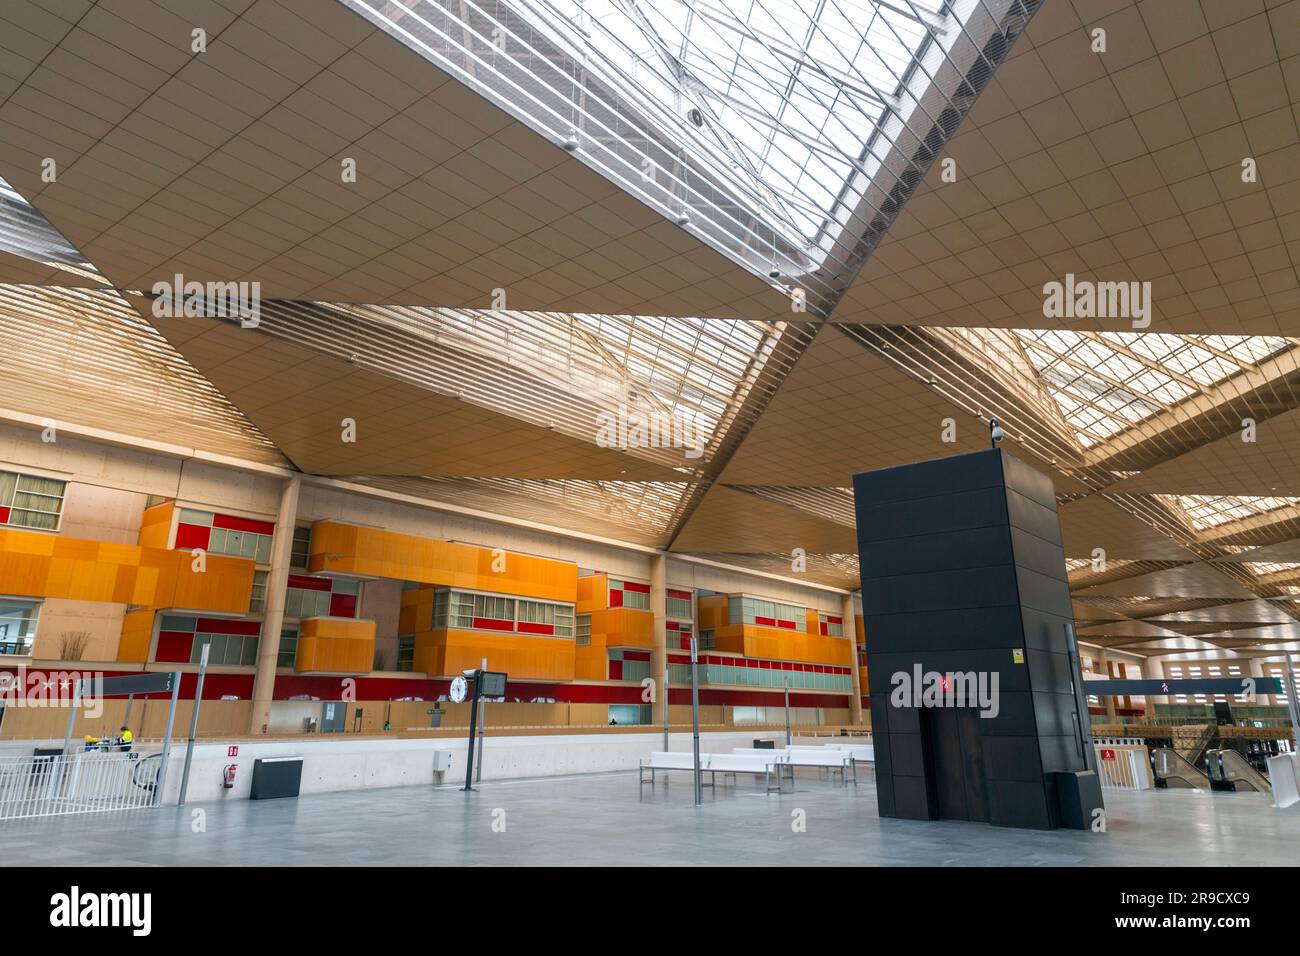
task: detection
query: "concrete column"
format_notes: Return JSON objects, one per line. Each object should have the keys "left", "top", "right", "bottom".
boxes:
{"left": 249, "top": 475, "right": 302, "bottom": 735}
{"left": 649, "top": 553, "right": 667, "bottom": 727}
{"left": 1096, "top": 647, "right": 1117, "bottom": 721}
{"left": 841, "top": 592, "right": 863, "bottom": 726}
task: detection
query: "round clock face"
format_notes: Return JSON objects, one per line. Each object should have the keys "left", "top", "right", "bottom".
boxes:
{"left": 449, "top": 675, "right": 468, "bottom": 704}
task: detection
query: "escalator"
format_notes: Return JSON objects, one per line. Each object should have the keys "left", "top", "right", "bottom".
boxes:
{"left": 1150, "top": 747, "right": 1209, "bottom": 790}
{"left": 1206, "top": 748, "right": 1271, "bottom": 793}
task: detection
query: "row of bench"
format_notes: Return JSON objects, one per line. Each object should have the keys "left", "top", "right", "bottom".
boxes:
{"left": 638, "top": 743, "right": 872, "bottom": 793}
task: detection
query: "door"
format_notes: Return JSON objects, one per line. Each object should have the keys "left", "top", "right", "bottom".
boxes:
{"left": 922, "top": 707, "right": 990, "bottom": 823}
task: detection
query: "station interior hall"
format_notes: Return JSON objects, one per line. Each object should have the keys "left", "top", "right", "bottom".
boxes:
{"left": 0, "top": 0, "right": 1299, "bottom": 870}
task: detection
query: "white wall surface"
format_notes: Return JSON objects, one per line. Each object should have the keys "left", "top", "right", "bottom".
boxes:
{"left": 146, "top": 730, "right": 798, "bottom": 805}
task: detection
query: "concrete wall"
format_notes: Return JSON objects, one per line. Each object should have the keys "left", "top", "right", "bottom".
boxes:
{"left": 30, "top": 598, "right": 128, "bottom": 661}
{"left": 156, "top": 729, "right": 801, "bottom": 805}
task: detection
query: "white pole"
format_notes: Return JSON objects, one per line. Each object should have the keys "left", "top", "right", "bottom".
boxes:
{"left": 691, "top": 637, "right": 702, "bottom": 805}
{"left": 475, "top": 656, "right": 487, "bottom": 783}
{"left": 178, "top": 643, "right": 210, "bottom": 806}
{"left": 662, "top": 658, "right": 670, "bottom": 751}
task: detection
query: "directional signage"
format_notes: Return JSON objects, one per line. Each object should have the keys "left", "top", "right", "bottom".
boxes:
{"left": 1083, "top": 677, "right": 1284, "bottom": 697}
{"left": 89, "top": 672, "right": 177, "bottom": 697}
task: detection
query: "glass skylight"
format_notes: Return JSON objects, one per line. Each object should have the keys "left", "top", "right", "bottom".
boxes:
{"left": 1245, "top": 561, "right": 1300, "bottom": 576}
{"left": 340, "top": 0, "right": 1016, "bottom": 298}
{"left": 253, "top": 300, "right": 787, "bottom": 468}
{"left": 534, "top": 0, "right": 941, "bottom": 243}
{"left": 1168, "top": 494, "right": 1300, "bottom": 532}
{"left": 1005, "top": 330, "right": 1292, "bottom": 448}
{"left": 370, "top": 306, "right": 779, "bottom": 450}
{"left": 0, "top": 176, "right": 100, "bottom": 278}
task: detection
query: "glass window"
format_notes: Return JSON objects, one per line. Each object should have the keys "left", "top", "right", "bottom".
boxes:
{"left": 576, "top": 614, "right": 592, "bottom": 646}
{"left": 277, "top": 629, "right": 298, "bottom": 669}
{"left": 667, "top": 593, "right": 692, "bottom": 619}
{"left": 249, "top": 570, "right": 268, "bottom": 614}
{"left": 623, "top": 589, "right": 650, "bottom": 611}
{"left": 0, "top": 597, "right": 41, "bottom": 655}
{"left": 290, "top": 525, "right": 312, "bottom": 569}
{"left": 396, "top": 635, "right": 414, "bottom": 672}
{"left": 0, "top": 472, "right": 66, "bottom": 531}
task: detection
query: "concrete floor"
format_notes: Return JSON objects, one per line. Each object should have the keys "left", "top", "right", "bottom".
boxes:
{"left": 4, "top": 768, "right": 1297, "bottom": 866}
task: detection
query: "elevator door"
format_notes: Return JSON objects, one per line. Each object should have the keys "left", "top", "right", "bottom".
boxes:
{"left": 923, "top": 707, "right": 990, "bottom": 823}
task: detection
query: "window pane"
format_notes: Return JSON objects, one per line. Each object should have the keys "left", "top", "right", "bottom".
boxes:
{"left": 0, "top": 597, "right": 40, "bottom": 655}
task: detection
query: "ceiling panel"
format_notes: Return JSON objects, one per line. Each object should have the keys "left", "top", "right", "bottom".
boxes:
{"left": 831, "top": 0, "right": 1300, "bottom": 337}
{"left": 0, "top": 0, "right": 792, "bottom": 323}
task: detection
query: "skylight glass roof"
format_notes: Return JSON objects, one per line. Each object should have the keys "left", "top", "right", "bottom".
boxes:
{"left": 1168, "top": 495, "right": 1300, "bottom": 532}
{"left": 360, "top": 306, "right": 780, "bottom": 451}
{"left": 340, "top": 0, "right": 1016, "bottom": 301}
{"left": 0, "top": 175, "right": 100, "bottom": 278}
{"left": 252, "top": 300, "right": 788, "bottom": 469}
{"left": 534, "top": 0, "right": 941, "bottom": 243}
{"left": 1017, "top": 331, "right": 1295, "bottom": 448}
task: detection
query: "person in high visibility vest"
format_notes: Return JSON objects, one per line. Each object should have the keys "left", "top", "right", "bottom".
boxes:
{"left": 116, "top": 726, "right": 133, "bottom": 752}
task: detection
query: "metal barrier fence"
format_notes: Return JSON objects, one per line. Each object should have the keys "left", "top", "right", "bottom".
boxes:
{"left": 0, "top": 751, "right": 161, "bottom": 820}
{"left": 1093, "top": 739, "right": 1153, "bottom": 791}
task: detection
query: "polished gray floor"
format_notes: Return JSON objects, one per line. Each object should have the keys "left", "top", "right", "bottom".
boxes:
{"left": 4, "top": 768, "right": 1297, "bottom": 866}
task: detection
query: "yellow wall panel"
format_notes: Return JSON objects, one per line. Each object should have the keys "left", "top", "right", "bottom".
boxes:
{"left": 308, "top": 521, "right": 577, "bottom": 602}
{"left": 116, "top": 609, "right": 154, "bottom": 663}
{"left": 411, "top": 628, "right": 576, "bottom": 681}
{"left": 597, "top": 607, "right": 653, "bottom": 648}
{"left": 137, "top": 501, "right": 174, "bottom": 549}
{"left": 295, "top": 617, "right": 377, "bottom": 674}
{"left": 713, "top": 623, "right": 852, "bottom": 666}
{"left": 0, "top": 528, "right": 254, "bottom": 613}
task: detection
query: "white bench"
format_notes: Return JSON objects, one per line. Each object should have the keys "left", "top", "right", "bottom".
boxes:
{"left": 729, "top": 747, "right": 858, "bottom": 785}
{"left": 782, "top": 747, "right": 858, "bottom": 784}
{"left": 802, "top": 743, "right": 874, "bottom": 763}
{"left": 639, "top": 751, "right": 790, "bottom": 792}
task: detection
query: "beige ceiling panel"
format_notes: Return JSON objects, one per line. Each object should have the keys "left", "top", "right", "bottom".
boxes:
{"left": 719, "top": 324, "right": 1083, "bottom": 492}
{"left": 670, "top": 485, "right": 858, "bottom": 555}
{"left": 0, "top": 0, "right": 790, "bottom": 322}
{"left": 1059, "top": 494, "right": 1198, "bottom": 561}
{"left": 832, "top": 0, "right": 1300, "bottom": 337}
{"left": 148, "top": 312, "right": 687, "bottom": 481}
{"left": 1107, "top": 404, "right": 1300, "bottom": 496}
{"left": 1074, "top": 562, "right": 1257, "bottom": 600}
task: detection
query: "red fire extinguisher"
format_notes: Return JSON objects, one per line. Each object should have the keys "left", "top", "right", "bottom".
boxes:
{"left": 222, "top": 764, "right": 237, "bottom": 789}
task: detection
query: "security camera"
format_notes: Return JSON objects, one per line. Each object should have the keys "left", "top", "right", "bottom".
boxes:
{"left": 989, "top": 417, "right": 1005, "bottom": 447}
{"left": 768, "top": 267, "right": 780, "bottom": 279}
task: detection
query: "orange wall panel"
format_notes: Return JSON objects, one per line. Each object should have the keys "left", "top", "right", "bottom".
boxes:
{"left": 309, "top": 522, "right": 577, "bottom": 602}
{"left": 412, "top": 628, "right": 576, "bottom": 681}
{"left": 295, "top": 617, "right": 377, "bottom": 674}
{"left": 697, "top": 595, "right": 728, "bottom": 630}
{"left": 596, "top": 607, "right": 653, "bottom": 648}
{"left": 138, "top": 501, "right": 174, "bottom": 549}
{"left": 713, "top": 623, "right": 852, "bottom": 666}
{"left": 0, "top": 528, "right": 253, "bottom": 612}
{"left": 116, "top": 609, "right": 154, "bottom": 663}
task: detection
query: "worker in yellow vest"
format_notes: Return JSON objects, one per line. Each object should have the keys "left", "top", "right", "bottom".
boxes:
{"left": 116, "top": 726, "right": 133, "bottom": 752}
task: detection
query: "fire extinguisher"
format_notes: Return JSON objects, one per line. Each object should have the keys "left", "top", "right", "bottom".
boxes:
{"left": 222, "top": 764, "right": 237, "bottom": 789}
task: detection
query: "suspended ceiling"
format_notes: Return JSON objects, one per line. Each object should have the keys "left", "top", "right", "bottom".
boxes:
{"left": 0, "top": 0, "right": 1298, "bottom": 661}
